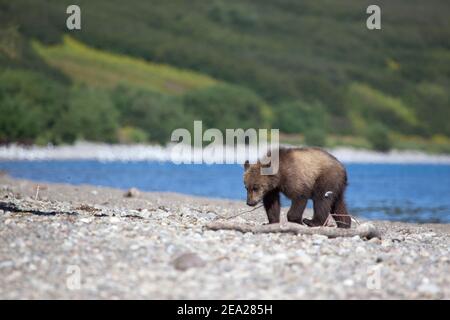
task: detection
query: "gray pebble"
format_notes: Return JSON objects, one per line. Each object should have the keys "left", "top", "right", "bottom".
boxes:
{"left": 124, "top": 188, "right": 140, "bottom": 198}
{"left": 172, "top": 252, "right": 206, "bottom": 271}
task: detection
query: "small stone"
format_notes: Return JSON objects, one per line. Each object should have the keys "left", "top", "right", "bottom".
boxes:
{"left": 355, "top": 246, "right": 366, "bottom": 254}
{"left": 0, "top": 260, "right": 14, "bottom": 269}
{"left": 130, "top": 244, "right": 140, "bottom": 251}
{"left": 79, "top": 218, "right": 91, "bottom": 224}
{"left": 369, "top": 237, "right": 381, "bottom": 244}
{"left": 124, "top": 188, "right": 140, "bottom": 198}
{"left": 6, "top": 270, "right": 22, "bottom": 282}
{"left": 343, "top": 279, "right": 354, "bottom": 287}
{"left": 381, "top": 240, "right": 392, "bottom": 247}
{"left": 295, "top": 251, "right": 313, "bottom": 266}
{"left": 422, "top": 232, "right": 436, "bottom": 238}
{"left": 312, "top": 234, "right": 327, "bottom": 245}
{"left": 341, "top": 239, "right": 353, "bottom": 248}
{"left": 419, "top": 250, "right": 430, "bottom": 257}
{"left": 172, "top": 252, "right": 206, "bottom": 271}
{"left": 418, "top": 283, "right": 440, "bottom": 296}
{"left": 165, "top": 244, "right": 178, "bottom": 254}
{"left": 402, "top": 256, "right": 414, "bottom": 264}
{"left": 109, "top": 217, "right": 120, "bottom": 223}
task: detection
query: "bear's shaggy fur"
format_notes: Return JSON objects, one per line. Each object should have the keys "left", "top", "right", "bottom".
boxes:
{"left": 243, "top": 147, "right": 351, "bottom": 228}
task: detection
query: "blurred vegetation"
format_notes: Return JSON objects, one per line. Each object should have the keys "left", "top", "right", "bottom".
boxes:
{"left": 33, "top": 36, "right": 218, "bottom": 94}
{"left": 0, "top": 68, "right": 66, "bottom": 144}
{"left": 183, "top": 84, "right": 272, "bottom": 131}
{"left": 111, "top": 86, "right": 193, "bottom": 144}
{"left": 59, "top": 86, "right": 119, "bottom": 143}
{"left": 273, "top": 100, "right": 328, "bottom": 135}
{"left": 365, "top": 123, "right": 393, "bottom": 152}
{"left": 117, "top": 126, "right": 148, "bottom": 144}
{"left": 0, "top": 0, "right": 449, "bottom": 152}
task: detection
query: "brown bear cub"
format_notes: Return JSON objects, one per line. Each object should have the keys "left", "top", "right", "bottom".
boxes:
{"left": 244, "top": 147, "right": 351, "bottom": 228}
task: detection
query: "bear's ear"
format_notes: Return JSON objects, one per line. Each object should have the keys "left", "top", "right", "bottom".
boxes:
{"left": 244, "top": 160, "right": 250, "bottom": 171}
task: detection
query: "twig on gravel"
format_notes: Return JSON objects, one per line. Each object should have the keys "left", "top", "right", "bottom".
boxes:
{"left": 322, "top": 213, "right": 361, "bottom": 228}
{"left": 330, "top": 213, "right": 361, "bottom": 226}
{"left": 0, "top": 201, "right": 78, "bottom": 216}
{"left": 35, "top": 185, "right": 40, "bottom": 200}
{"left": 211, "top": 204, "right": 265, "bottom": 220}
{"left": 350, "top": 215, "right": 362, "bottom": 226}
{"left": 206, "top": 221, "right": 381, "bottom": 239}
{"left": 323, "top": 214, "right": 333, "bottom": 227}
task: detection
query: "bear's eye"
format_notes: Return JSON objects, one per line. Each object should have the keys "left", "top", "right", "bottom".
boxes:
{"left": 253, "top": 186, "right": 259, "bottom": 192}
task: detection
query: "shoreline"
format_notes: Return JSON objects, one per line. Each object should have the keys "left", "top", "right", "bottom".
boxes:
{"left": 1, "top": 174, "right": 448, "bottom": 227}
{"left": 1, "top": 142, "right": 450, "bottom": 164}
{"left": 0, "top": 175, "right": 449, "bottom": 299}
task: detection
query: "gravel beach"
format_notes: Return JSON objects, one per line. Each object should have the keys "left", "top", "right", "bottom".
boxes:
{"left": 0, "top": 174, "right": 448, "bottom": 299}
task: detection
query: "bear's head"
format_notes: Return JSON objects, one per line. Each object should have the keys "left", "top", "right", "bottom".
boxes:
{"left": 243, "top": 160, "right": 279, "bottom": 206}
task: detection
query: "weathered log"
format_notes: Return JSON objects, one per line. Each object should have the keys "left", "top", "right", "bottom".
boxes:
{"left": 206, "top": 221, "right": 381, "bottom": 239}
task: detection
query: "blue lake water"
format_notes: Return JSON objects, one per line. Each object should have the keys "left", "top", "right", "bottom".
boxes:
{"left": 1, "top": 161, "right": 449, "bottom": 223}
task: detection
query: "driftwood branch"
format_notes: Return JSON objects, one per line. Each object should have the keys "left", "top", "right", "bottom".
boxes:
{"left": 206, "top": 221, "right": 381, "bottom": 239}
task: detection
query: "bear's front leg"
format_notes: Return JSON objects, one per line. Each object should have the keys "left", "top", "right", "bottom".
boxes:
{"left": 263, "top": 189, "right": 280, "bottom": 224}
{"left": 287, "top": 198, "right": 307, "bottom": 224}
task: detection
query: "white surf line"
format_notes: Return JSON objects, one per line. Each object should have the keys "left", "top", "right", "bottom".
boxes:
{"left": 1, "top": 142, "right": 450, "bottom": 165}
{"left": 331, "top": 147, "right": 450, "bottom": 164}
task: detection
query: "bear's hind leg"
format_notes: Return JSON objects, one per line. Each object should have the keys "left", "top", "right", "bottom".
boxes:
{"left": 331, "top": 193, "right": 351, "bottom": 228}
{"left": 287, "top": 198, "right": 307, "bottom": 224}
{"left": 303, "top": 198, "right": 331, "bottom": 227}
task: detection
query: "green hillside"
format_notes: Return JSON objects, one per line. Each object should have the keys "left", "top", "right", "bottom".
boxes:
{"left": 33, "top": 36, "right": 217, "bottom": 94}
{"left": 0, "top": 0, "right": 449, "bottom": 151}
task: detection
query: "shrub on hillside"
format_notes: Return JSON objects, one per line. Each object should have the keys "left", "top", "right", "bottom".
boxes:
{"left": 55, "top": 86, "right": 119, "bottom": 143}
{"left": 366, "top": 123, "right": 392, "bottom": 152}
{"left": 112, "top": 86, "right": 193, "bottom": 144}
{"left": 183, "top": 84, "right": 272, "bottom": 131}
{"left": 117, "top": 126, "right": 149, "bottom": 144}
{"left": 272, "top": 100, "right": 328, "bottom": 136}
{"left": 346, "top": 83, "right": 418, "bottom": 135}
{"left": 0, "top": 94, "right": 41, "bottom": 144}
{"left": 0, "top": 69, "right": 66, "bottom": 144}
{"left": 304, "top": 128, "right": 327, "bottom": 147}
{"left": 406, "top": 82, "right": 450, "bottom": 137}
